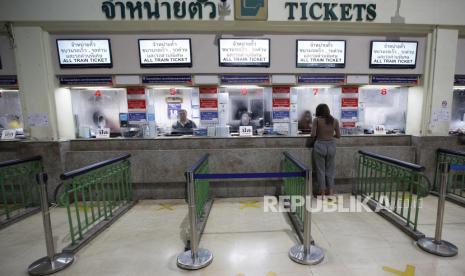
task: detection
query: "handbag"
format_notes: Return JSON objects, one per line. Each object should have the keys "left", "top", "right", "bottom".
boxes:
{"left": 305, "top": 119, "right": 317, "bottom": 148}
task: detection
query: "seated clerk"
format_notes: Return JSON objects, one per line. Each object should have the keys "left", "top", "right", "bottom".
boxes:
{"left": 238, "top": 112, "right": 258, "bottom": 134}
{"left": 172, "top": 109, "right": 197, "bottom": 134}
{"left": 298, "top": 110, "right": 313, "bottom": 134}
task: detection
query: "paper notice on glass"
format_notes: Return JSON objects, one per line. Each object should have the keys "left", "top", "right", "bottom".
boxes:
{"left": 28, "top": 113, "right": 49, "bottom": 127}
{"left": 431, "top": 108, "right": 450, "bottom": 122}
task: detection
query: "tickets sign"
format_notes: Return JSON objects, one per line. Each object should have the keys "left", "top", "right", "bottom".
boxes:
{"left": 57, "top": 39, "right": 112, "bottom": 68}
{"left": 219, "top": 39, "right": 270, "bottom": 67}
{"left": 342, "top": 98, "right": 358, "bottom": 108}
{"left": 297, "top": 40, "right": 346, "bottom": 68}
{"left": 138, "top": 39, "right": 192, "bottom": 68}
{"left": 370, "top": 41, "right": 418, "bottom": 69}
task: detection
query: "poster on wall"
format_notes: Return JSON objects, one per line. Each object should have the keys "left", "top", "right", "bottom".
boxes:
{"left": 127, "top": 87, "right": 147, "bottom": 123}
{"left": 296, "top": 40, "right": 346, "bottom": 68}
{"left": 138, "top": 39, "right": 192, "bottom": 68}
{"left": 56, "top": 39, "right": 113, "bottom": 68}
{"left": 370, "top": 41, "right": 418, "bottom": 69}
{"left": 219, "top": 38, "right": 270, "bottom": 67}
{"left": 199, "top": 87, "right": 219, "bottom": 123}
{"left": 272, "top": 87, "right": 290, "bottom": 123}
{"left": 340, "top": 86, "right": 359, "bottom": 128}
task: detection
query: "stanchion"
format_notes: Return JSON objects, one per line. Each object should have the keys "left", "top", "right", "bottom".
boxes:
{"left": 289, "top": 169, "right": 325, "bottom": 265}
{"left": 177, "top": 171, "right": 213, "bottom": 270}
{"left": 28, "top": 173, "right": 74, "bottom": 276}
{"left": 417, "top": 163, "right": 458, "bottom": 257}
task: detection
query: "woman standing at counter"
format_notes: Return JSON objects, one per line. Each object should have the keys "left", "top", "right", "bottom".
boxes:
{"left": 312, "top": 104, "right": 341, "bottom": 197}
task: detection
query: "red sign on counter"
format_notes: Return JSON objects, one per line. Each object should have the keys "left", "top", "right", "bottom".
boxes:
{"left": 199, "top": 87, "right": 218, "bottom": 94}
{"left": 342, "top": 87, "right": 359, "bottom": 94}
{"left": 341, "top": 98, "right": 359, "bottom": 108}
{"left": 127, "top": 99, "right": 146, "bottom": 109}
{"left": 342, "top": 122, "right": 356, "bottom": 128}
{"left": 200, "top": 99, "right": 218, "bottom": 109}
{"left": 273, "top": 98, "right": 290, "bottom": 108}
{"left": 272, "top": 86, "right": 290, "bottom": 93}
{"left": 127, "top": 87, "right": 146, "bottom": 95}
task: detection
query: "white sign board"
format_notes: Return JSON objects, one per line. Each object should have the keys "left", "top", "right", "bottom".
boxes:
{"left": 96, "top": 128, "right": 111, "bottom": 139}
{"left": 1, "top": 129, "right": 16, "bottom": 140}
{"left": 370, "top": 41, "right": 418, "bottom": 68}
{"left": 239, "top": 126, "right": 253, "bottom": 137}
{"left": 139, "top": 39, "right": 192, "bottom": 67}
{"left": 57, "top": 39, "right": 112, "bottom": 68}
{"left": 297, "top": 40, "right": 346, "bottom": 68}
{"left": 219, "top": 39, "right": 270, "bottom": 67}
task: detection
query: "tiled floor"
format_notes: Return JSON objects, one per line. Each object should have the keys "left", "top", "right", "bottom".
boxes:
{"left": 0, "top": 195, "right": 464, "bottom": 276}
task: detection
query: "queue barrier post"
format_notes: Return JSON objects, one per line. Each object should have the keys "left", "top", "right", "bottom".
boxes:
{"left": 288, "top": 169, "right": 325, "bottom": 265}
{"left": 27, "top": 173, "right": 74, "bottom": 276}
{"left": 177, "top": 171, "right": 213, "bottom": 270}
{"left": 417, "top": 163, "right": 458, "bottom": 257}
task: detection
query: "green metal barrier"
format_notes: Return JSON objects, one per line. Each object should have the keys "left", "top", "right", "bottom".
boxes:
{"left": 59, "top": 155, "right": 132, "bottom": 246}
{"left": 282, "top": 154, "right": 306, "bottom": 234}
{"left": 355, "top": 151, "right": 430, "bottom": 236}
{"left": 434, "top": 149, "right": 465, "bottom": 205}
{"left": 0, "top": 156, "right": 42, "bottom": 224}
{"left": 194, "top": 158, "right": 210, "bottom": 220}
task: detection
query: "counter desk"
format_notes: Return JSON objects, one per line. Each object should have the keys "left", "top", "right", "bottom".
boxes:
{"left": 1, "top": 135, "right": 464, "bottom": 199}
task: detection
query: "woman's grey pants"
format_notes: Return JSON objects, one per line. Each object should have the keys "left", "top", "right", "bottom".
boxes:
{"left": 313, "top": 140, "right": 337, "bottom": 191}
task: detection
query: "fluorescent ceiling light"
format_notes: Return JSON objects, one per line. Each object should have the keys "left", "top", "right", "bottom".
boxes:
{"left": 70, "top": 86, "right": 117, "bottom": 90}
{"left": 295, "top": 85, "right": 333, "bottom": 89}
{"left": 361, "top": 85, "right": 401, "bottom": 89}
{"left": 454, "top": 86, "right": 465, "bottom": 89}
{"left": 220, "top": 85, "right": 262, "bottom": 89}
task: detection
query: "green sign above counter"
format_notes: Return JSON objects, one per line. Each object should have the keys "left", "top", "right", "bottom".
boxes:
{"left": 101, "top": 0, "right": 376, "bottom": 22}
{"left": 285, "top": 2, "right": 376, "bottom": 21}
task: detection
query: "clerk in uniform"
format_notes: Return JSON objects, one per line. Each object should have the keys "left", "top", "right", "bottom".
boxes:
{"left": 172, "top": 109, "right": 197, "bottom": 134}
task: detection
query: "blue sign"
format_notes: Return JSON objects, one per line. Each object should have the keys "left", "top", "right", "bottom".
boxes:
{"left": 272, "top": 111, "right": 290, "bottom": 120}
{"left": 0, "top": 76, "right": 18, "bottom": 86}
{"left": 297, "top": 74, "right": 345, "bottom": 84}
{"left": 221, "top": 74, "right": 270, "bottom": 84}
{"left": 142, "top": 75, "right": 192, "bottom": 84}
{"left": 200, "top": 111, "right": 219, "bottom": 121}
{"left": 128, "top": 112, "right": 147, "bottom": 122}
{"left": 168, "top": 103, "right": 182, "bottom": 119}
{"left": 455, "top": 75, "right": 465, "bottom": 85}
{"left": 341, "top": 110, "right": 358, "bottom": 120}
{"left": 371, "top": 75, "right": 419, "bottom": 84}
{"left": 58, "top": 75, "right": 112, "bottom": 85}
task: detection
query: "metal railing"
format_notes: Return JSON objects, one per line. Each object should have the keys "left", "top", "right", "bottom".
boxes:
{"left": 282, "top": 152, "right": 324, "bottom": 266}
{"left": 355, "top": 151, "right": 431, "bottom": 237}
{"left": 177, "top": 152, "right": 324, "bottom": 270}
{"left": 58, "top": 154, "right": 132, "bottom": 247}
{"left": 282, "top": 152, "right": 307, "bottom": 242}
{"left": 434, "top": 148, "right": 465, "bottom": 205}
{"left": 177, "top": 154, "right": 214, "bottom": 270}
{"left": 0, "top": 156, "right": 43, "bottom": 225}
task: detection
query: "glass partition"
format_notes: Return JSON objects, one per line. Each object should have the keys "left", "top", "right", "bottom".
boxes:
{"left": 71, "top": 88, "right": 128, "bottom": 138}
{"left": 450, "top": 89, "right": 465, "bottom": 134}
{"left": 358, "top": 87, "right": 408, "bottom": 134}
{"left": 0, "top": 90, "right": 24, "bottom": 136}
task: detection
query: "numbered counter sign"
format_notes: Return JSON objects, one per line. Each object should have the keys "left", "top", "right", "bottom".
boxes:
{"left": 96, "top": 128, "right": 111, "bottom": 139}
{"left": 1, "top": 129, "right": 16, "bottom": 140}
{"left": 239, "top": 126, "right": 253, "bottom": 137}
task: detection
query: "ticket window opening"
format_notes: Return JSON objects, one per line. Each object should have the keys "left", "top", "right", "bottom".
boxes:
{"left": 146, "top": 87, "right": 200, "bottom": 136}
{"left": 71, "top": 88, "right": 128, "bottom": 138}
{"left": 358, "top": 86, "right": 408, "bottom": 135}
{"left": 294, "top": 86, "right": 341, "bottom": 131}
{"left": 0, "top": 90, "right": 25, "bottom": 137}
{"left": 220, "top": 86, "right": 265, "bottom": 133}
{"left": 450, "top": 88, "right": 465, "bottom": 134}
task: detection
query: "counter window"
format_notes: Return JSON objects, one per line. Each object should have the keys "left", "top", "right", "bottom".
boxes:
{"left": 358, "top": 87, "right": 408, "bottom": 134}
{"left": 450, "top": 89, "right": 465, "bottom": 134}
{"left": 0, "top": 90, "right": 24, "bottom": 136}
{"left": 71, "top": 88, "right": 128, "bottom": 138}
